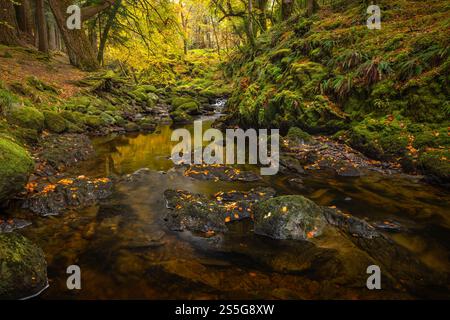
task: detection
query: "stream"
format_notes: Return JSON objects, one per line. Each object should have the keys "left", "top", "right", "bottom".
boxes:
{"left": 5, "top": 99, "right": 450, "bottom": 299}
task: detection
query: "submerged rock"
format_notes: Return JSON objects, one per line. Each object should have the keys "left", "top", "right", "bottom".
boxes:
{"left": 0, "top": 232, "right": 48, "bottom": 299}
{"left": 0, "top": 219, "right": 32, "bottom": 233}
{"left": 23, "top": 176, "right": 113, "bottom": 216}
{"left": 184, "top": 164, "right": 262, "bottom": 182}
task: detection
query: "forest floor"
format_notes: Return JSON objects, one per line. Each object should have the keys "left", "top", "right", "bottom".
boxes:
{"left": 0, "top": 46, "right": 86, "bottom": 99}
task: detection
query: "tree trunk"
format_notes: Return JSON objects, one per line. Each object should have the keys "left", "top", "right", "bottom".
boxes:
{"left": 246, "top": 0, "right": 255, "bottom": 46}
{"left": 307, "top": 0, "right": 319, "bottom": 17}
{"left": 180, "top": 1, "right": 188, "bottom": 55}
{"left": 281, "top": 0, "right": 294, "bottom": 21}
{"left": 97, "top": 0, "right": 122, "bottom": 64}
{"left": 255, "top": 0, "right": 268, "bottom": 32}
{"left": 35, "top": 0, "right": 48, "bottom": 53}
{"left": 47, "top": 0, "right": 99, "bottom": 70}
{"left": 15, "top": 0, "right": 34, "bottom": 35}
{"left": 88, "top": 19, "right": 98, "bottom": 57}
{"left": 0, "top": 0, "right": 24, "bottom": 46}
{"left": 48, "top": 20, "right": 57, "bottom": 50}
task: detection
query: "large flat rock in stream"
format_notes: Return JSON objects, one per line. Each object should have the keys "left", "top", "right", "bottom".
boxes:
{"left": 184, "top": 164, "right": 262, "bottom": 182}
{"left": 164, "top": 187, "right": 276, "bottom": 233}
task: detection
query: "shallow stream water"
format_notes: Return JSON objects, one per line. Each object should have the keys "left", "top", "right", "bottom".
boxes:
{"left": 5, "top": 101, "right": 450, "bottom": 299}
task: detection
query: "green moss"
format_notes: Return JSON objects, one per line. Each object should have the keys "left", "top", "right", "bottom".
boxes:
{"left": 254, "top": 195, "right": 327, "bottom": 240}
{"left": 171, "top": 96, "right": 198, "bottom": 108}
{"left": 26, "top": 76, "right": 59, "bottom": 94}
{"left": 6, "top": 106, "right": 45, "bottom": 131}
{"left": 124, "top": 122, "right": 139, "bottom": 132}
{"left": 138, "top": 118, "right": 156, "bottom": 131}
{"left": 0, "top": 137, "right": 34, "bottom": 202}
{"left": 419, "top": 150, "right": 450, "bottom": 183}
{"left": 170, "top": 109, "right": 193, "bottom": 123}
{"left": 0, "top": 232, "right": 47, "bottom": 299}
{"left": 270, "top": 49, "right": 292, "bottom": 62}
{"left": 178, "top": 101, "right": 200, "bottom": 115}
{"left": 43, "top": 111, "right": 67, "bottom": 133}
{"left": 286, "top": 127, "right": 313, "bottom": 144}
{"left": 82, "top": 115, "right": 105, "bottom": 128}
{"left": 0, "top": 88, "right": 19, "bottom": 114}
{"left": 100, "top": 112, "right": 116, "bottom": 126}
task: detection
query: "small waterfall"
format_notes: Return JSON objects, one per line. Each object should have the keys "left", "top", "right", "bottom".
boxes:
{"left": 212, "top": 98, "right": 227, "bottom": 114}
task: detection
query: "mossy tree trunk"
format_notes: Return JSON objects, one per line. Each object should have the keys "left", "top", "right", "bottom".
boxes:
{"left": 47, "top": 0, "right": 99, "bottom": 71}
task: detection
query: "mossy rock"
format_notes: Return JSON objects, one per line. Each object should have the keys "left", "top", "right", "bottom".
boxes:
{"left": 138, "top": 118, "right": 156, "bottom": 132}
{"left": 100, "top": 112, "right": 116, "bottom": 126}
{"left": 0, "top": 137, "right": 34, "bottom": 202}
{"left": 43, "top": 111, "right": 67, "bottom": 133}
{"left": 8, "top": 82, "right": 35, "bottom": 98}
{"left": 270, "top": 49, "right": 292, "bottom": 62}
{"left": 66, "top": 122, "right": 84, "bottom": 134}
{"left": 286, "top": 127, "right": 313, "bottom": 144}
{"left": 10, "top": 127, "right": 40, "bottom": 145}
{"left": 0, "top": 88, "right": 18, "bottom": 114}
{"left": 135, "top": 84, "right": 157, "bottom": 93}
{"left": 26, "top": 76, "right": 59, "bottom": 94}
{"left": 349, "top": 114, "right": 413, "bottom": 161}
{"left": 170, "top": 109, "right": 193, "bottom": 123}
{"left": 171, "top": 97, "right": 198, "bottom": 109}
{"left": 86, "top": 105, "right": 102, "bottom": 115}
{"left": 124, "top": 122, "right": 139, "bottom": 132}
{"left": 199, "top": 87, "right": 231, "bottom": 99}
{"left": 178, "top": 101, "right": 200, "bottom": 115}
{"left": 253, "top": 195, "right": 327, "bottom": 241}
{"left": 6, "top": 106, "right": 45, "bottom": 132}
{"left": 82, "top": 115, "right": 105, "bottom": 129}
{"left": 60, "top": 110, "right": 85, "bottom": 127}
{"left": 419, "top": 150, "right": 450, "bottom": 184}
{"left": 0, "top": 233, "right": 48, "bottom": 299}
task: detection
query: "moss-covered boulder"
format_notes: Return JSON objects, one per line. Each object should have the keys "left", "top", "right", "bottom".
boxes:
{"left": 178, "top": 101, "right": 200, "bottom": 115}
{"left": 43, "top": 111, "right": 67, "bottom": 133}
{"left": 82, "top": 115, "right": 105, "bottom": 129}
{"left": 419, "top": 150, "right": 450, "bottom": 184}
{"left": 171, "top": 96, "right": 198, "bottom": 109}
{"left": 99, "top": 112, "right": 116, "bottom": 126}
{"left": 170, "top": 109, "right": 193, "bottom": 123}
{"left": 6, "top": 106, "right": 45, "bottom": 131}
{"left": 0, "top": 233, "right": 48, "bottom": 299}
{"left": 0, "top": 137, "right": 34, "bottom": 203}
{"left": 138, "top": 118, "right": 156, "bottom": 132}
{"left": 124, "top": 122, "right": 139, "bottom": 132}
{"left": 286, "top": 127, "right": 313, "bottom": 144}
{"left": 0, "top": 88, "right": 19, "bottom": 114}
{"left": 253, "top": 195, "right": 327, "bottom": 240}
